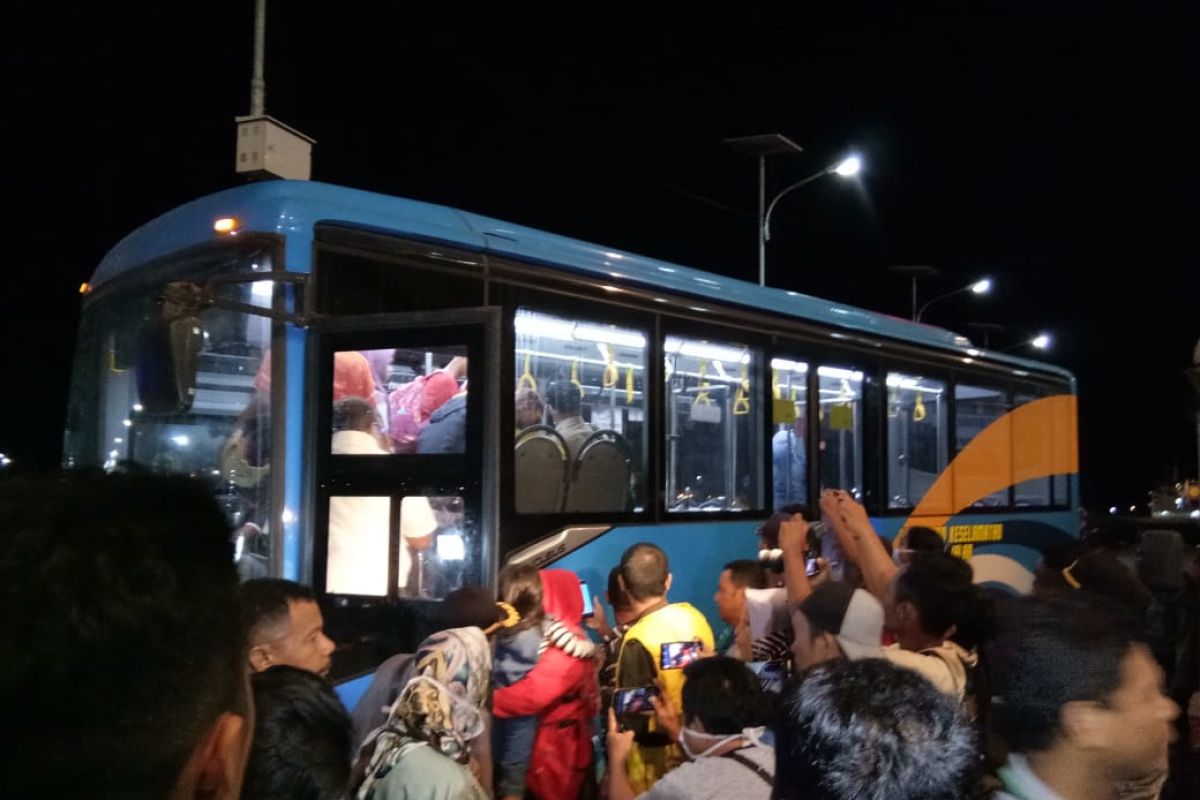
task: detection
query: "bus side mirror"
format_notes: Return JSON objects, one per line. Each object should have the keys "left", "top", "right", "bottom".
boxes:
{"left": 135, "top": 314, "right": 202, "bottom": 414}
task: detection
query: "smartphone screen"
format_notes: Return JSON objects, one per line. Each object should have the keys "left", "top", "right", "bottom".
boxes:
{"left": 580, "top": 580, "right": 594, "bottom": 617}
{"left": 660, "top": 641, "right": 703, "bottom": 670}
{"left": 805, "top": 557, "right": 820, "bottom": 577}
{"left": 613, "top": 686, "right": 658, "bottom": 715}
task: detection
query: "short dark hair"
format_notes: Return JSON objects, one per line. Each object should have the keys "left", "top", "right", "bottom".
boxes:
{"left": 905, "top": 526, "right": 944, "bottom": 552}
{"left": 332, "top": 396, "right": 376, "bottom": 432}
{"left": 724, "top": 559, "right": 768, "bottom": 590}
{"left": 992, "top": 596, "right": 1138, "bottom": 753}
{"left": 681, "top": 656, "right": 769, "bottom": 733}
{"left": 242, "top": 666, "right": 353, "bottom": 800}
{"left": 242, "top": 578, "right": 317, "bottom": 644}
{"left": 546, "top": 380, "right": 583, "bottom": 416}
{"left": 619, "top": 542, "right": 669, "bottom": 602}
{"left": 0, "top": 472, "right": 246, "bottom": 799}
{"left": 773, "top": 659, "right": 977, "bottom": 800}
{"left": 498, "top": 563, "right": 544, "bottom": 632}
{"left": 895, "top": 551, "right": 979, "bottom": 641}
{"left": 607, "top": 566, "right": 632, "bottom": 612}
{"left": 438, "top": 585, "right": 507, "bottom": 631}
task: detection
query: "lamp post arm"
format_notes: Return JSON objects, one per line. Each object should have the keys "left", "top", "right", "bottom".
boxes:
{"left": 763, "top": 168, "right": 832, "bottom": 242}
{"left": 915, "top": 286, "right": 970, "bottom": 322}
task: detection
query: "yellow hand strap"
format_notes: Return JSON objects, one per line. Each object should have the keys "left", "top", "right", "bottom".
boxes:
{"left": 517, "top": 353, "right": 538, "bottom": 392}
{"left": 733, "top": 363, "right": 751, "bottom": 415}
{"left": 696, "top": 359, "right": 711, "bottom": 405}
{"left": 570, "top": 359, "right": 585, "bottom": 399}
{"left": 600, "top": 344, "right": 618, "bottom": 388}
{"left": 913, "top": 391, "right": 927, "bottom": 422}
{"left": 625, "top": 365, "right": 635, "bottom": 405}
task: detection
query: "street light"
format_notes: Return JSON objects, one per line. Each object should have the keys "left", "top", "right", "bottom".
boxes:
{"left": 725, "top": 135, "right": 861, "bottom": 287}
{"left": 763, "top": 154, "right": 863, "bottom": 243}
{"left": 914, "top": 277, "right": 992, "bottom": 323}
{"left": 999, "top": 332, "right": 1053, "bottom": 353}
{"left": 833, "top": 155, "right": 862, "bottom": 177}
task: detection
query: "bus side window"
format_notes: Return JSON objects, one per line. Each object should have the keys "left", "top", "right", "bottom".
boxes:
{"left": 886, "top": 372, "right": 948, "bottom": 510}
{"left": 770, "top": 357, "right": 809, "bottom": 509}
{"left": 664, "top": 336, "right": 763, "bottom": 513}
{"left": 954, "top": 383, "right": 1011, "bottom": 508}
{"left": 325, "top": 494, "right": 468, "bottom": 599}
{"left": 817, "top": 365, "right": 864, "bottom": 499}
{"left": 514, "top": 309, "right": 647, "bottom": 514}
{"left": 1013, "top": 391, "right": 1052, "bottom": 506}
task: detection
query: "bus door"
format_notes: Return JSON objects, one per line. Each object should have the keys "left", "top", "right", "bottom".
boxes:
{"left": 311, "top": 308, "right": 500, "bottom": 681}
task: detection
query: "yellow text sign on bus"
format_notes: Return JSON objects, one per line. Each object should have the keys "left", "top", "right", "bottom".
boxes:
{"left": 905, "top": 522, "right": 1004, "bottom": 562}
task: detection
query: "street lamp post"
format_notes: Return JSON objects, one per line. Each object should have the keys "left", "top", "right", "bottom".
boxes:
{"left": 966, "top": 322, "right": 1006, "bottom": 350}
{"left": 725, "top": 134, "right": 805, "bottom": 287}
{"left": 914, "top": 278, "right": 992, "bottom": 323}
{"left": 889, "top": 265, "right": 942, "bottom": 321}
{"left": 726, "top": 135, "right": 861, "bottom": 287}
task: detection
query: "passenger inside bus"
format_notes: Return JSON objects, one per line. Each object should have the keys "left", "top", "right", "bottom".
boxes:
{"left": 389, "top": 354, "right": 467, "bottom": 453}
{"left": 327, "top": 398, "right": 392, "bottom": 595}
{"left": 773, "top": 416, "right": 807, "bottom": 508}
{"left": 546, "top": 380, "right": 597, "bottom": 460}
{"left": 515, "top": 386, "right": 544, "bottom": 431}
{"left": 417, "top": 384, "right": 468, "bottom": 454}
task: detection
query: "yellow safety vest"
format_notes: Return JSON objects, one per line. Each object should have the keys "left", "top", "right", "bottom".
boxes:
{"left": 616, "top": 602, "right": 715, "bottom": 793}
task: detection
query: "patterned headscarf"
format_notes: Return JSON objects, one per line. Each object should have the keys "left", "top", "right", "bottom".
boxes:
{"left": 355, "top": 627, "right": 491, "bottom": 799}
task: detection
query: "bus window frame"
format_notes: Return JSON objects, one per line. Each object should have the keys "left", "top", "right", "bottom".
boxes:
{"left": 308, "top": 307, "right": 501, "bottom": 602}
{"left": 767, "top": 340, "right": 883, "bottom": 515}
{"left": 313, "top": 226, "right": 487, "bottom": 317}
{"left": 659, "top": 316, "right": 770, "bottom": 519}
{"left": 501, "top": 287, "right": 656, "bottom": 530}
{"left": 939, "top": 371, "right": 1074, "bottom": 515}
{"left": 879, "top": 359, "right": 955, "bottom": 517}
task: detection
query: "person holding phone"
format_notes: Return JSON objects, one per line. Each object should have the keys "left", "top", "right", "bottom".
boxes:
{"left": 607, "top": 657, "right": 774, "bottom": 800}
{"left": 612, "top": 543, "right": 715, "bottom": 794}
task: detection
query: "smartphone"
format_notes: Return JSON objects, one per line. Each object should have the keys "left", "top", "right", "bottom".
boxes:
{"left": 613, "top": 686, "right": 659, "bottom": 715}
{"left": 805, "top": 528, "right": 822, "bottom": 577}
{"left": 660, "top": 640, "right": 703, "bottom": 670}
{"left": 580, "top": 580, "right": 594, "bottom": 618}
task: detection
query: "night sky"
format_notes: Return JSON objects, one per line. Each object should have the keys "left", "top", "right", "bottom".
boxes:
{"left": 4, "top": 3, "right": 1197, "bottom": 509}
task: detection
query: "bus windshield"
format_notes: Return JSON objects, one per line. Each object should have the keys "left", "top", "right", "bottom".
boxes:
{"left": 64, "top": 246, "right": 277, "bottom": 578}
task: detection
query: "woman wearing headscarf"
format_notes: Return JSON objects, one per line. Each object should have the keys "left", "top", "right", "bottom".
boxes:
{"left": 354, "top": 626, "right": 492, "bottom": 800}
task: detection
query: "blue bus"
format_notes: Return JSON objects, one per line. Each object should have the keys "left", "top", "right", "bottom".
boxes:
{"left": 64, "top": 180, "right": 1079, "bottom": 698}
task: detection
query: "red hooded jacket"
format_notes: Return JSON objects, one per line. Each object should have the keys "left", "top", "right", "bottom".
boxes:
{"left": 493, "top": 569, "right": 599, "bottom": 800}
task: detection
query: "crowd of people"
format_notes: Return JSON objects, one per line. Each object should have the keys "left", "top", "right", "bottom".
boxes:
{"left": 3, "top": 471, "right": 1198, "bottom": 800}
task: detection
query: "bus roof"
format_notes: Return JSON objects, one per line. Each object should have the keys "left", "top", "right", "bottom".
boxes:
{"left": 92, "top": 180, "right": 1073, "bottom": 381}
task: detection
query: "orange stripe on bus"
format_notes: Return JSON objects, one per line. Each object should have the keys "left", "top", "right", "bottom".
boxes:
{"left": 903, "top": 394, "right": 1078, "bottom": 531}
